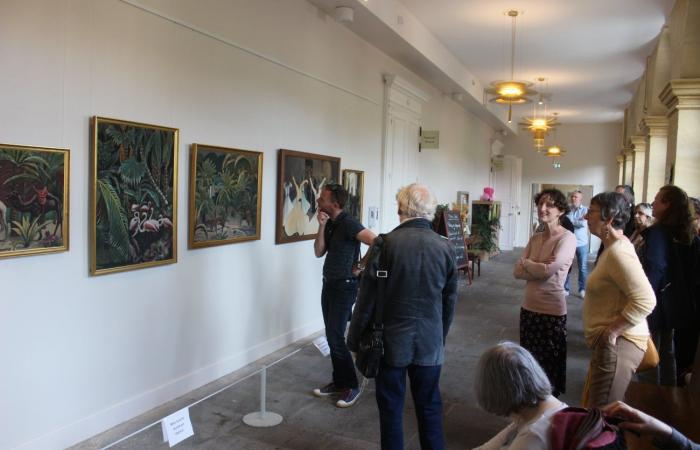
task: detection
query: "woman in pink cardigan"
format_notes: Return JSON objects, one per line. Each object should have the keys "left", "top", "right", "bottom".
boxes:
{"left": 514, "top": 189, "right": 577, "bottom": 396}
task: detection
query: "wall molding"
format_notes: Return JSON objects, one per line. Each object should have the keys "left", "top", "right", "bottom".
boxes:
{"left": 119, "top": 0, "right": 380, "bottom": 107}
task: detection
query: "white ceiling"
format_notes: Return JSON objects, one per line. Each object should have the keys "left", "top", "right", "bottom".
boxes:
{"left": 309, "top": 0, "right": 675, "bottom": 124}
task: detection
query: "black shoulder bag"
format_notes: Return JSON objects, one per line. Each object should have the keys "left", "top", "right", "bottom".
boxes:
{"left": 355, "top": 235, "right": 389, "bottom": 378}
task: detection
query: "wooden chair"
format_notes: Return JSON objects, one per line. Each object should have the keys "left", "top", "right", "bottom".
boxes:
{"left": 465, "top": 236, "right": 481, "bottom": 278}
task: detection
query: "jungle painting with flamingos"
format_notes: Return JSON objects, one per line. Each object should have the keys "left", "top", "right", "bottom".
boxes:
{"left": 90, "top": 117, "right": 178, "bottom": 275}
{"left": 189, "top": 144, "right": 263, "bottom": 249}
{"left": 0, "top": 143, "right": 69, "bottom": 259}
{"left": 276, "top": 149, "right": 340, "bottom": 244}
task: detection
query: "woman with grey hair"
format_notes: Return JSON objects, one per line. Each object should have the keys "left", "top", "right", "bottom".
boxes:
{"left": 582, "top": 192, "right": 656, "bottom": 406}
{"left": 473, "top": 342, "right": 567, "bottom": 450}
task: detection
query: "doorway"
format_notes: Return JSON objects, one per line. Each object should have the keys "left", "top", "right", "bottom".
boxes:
{"left": 530, "top": 183, "right": 596, "bottom": 252}
{"left": 380, "top": 75, "right": 428, "bottom": 232}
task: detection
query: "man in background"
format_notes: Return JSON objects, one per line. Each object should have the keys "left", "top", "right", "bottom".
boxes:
{"left": 313, "top": 184, "right": 376, "bottom": 408}
{"left": 565, "top": 190, "right": 589, "bottom": 297}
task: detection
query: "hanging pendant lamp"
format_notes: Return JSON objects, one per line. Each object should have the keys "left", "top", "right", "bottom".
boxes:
{"left": 520, "top": 78, "right": 559, "bottom": 149}
{"left": 486, "top": 10, "right": 537, "bottom": 122}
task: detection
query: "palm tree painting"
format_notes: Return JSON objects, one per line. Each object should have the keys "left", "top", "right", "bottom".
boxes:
{"left": 90, "top": 117, "right": 178, "bottom": 275}
{"left": 0, "top": 143, "right": 69, "bottom": 259}
{"left": 275, "top": 149, "right": 340, "bottom": 244}
{"left": 189, "top": 144, "right": 263, "bottom": 248}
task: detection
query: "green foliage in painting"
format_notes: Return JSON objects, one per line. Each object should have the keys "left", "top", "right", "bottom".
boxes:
{"left": 193, "top": 149, "right": 259, "bottom": 244}
{"left": 0, "top": 145, "right": 66, "bottom": 256}
{"left": 94, "top": 121, "right": 176, "bottom": 270}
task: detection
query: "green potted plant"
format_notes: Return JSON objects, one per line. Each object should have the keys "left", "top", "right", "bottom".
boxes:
{"left": 471, "top": 212, "right": 500, "bottom": 260}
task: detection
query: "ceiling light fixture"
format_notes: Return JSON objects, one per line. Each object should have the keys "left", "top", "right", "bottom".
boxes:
{"left": 520, "top": 84, "right": 559, "bottom": 150}
{"left": 546, "top": 145, "right": 566, "bottom": 156}
{"left": 486, "top": 10, "right": 536, "bottom": 123}
{"left": 545, "top": 117, "right": 566, "bottom": 158}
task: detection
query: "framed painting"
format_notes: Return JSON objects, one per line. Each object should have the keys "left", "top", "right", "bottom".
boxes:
{"left": 276, "top": 149, "right": 340, "bottom": 244}
{"left": 90, "top": 117, "right": 179, "bottom": 275}
{"left": 0, "top": 143, "right": 69, "bottom": 259}
{"left": 189, "top": 144, "right": 263, "bottom": 249}
{"left": 342, "top": 169, "right": 364, "bottom": 222}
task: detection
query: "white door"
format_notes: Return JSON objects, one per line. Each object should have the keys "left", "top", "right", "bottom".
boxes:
{"left": 492, "top": 155, "right": 522, "bottom": 250}
{"left": 381, "top": 75, "right": 427, "bottom": 232}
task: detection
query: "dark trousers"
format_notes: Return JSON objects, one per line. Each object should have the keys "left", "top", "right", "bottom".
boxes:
{"left": 321, "top": 278, "right": 359, "bottom": 389}
{"left": 565, "top": 244, "right": 588, "bottom": 292}
{"left": 375, "top": 362, "right": 444, "bottom": 450}
{"left": 675, "top": 326, "right": 699, "bottom": 382}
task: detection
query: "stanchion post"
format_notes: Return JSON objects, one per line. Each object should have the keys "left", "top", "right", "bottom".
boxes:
{"left": 242, "top": 365, "right": 283, "bottom": 427}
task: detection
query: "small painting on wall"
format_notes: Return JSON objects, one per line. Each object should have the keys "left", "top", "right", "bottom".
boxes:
{"left": 90, "top": 116, "right": 178, "bottom": 275}
{"left": 342, "top": 169, "right": 364, "bottom": 222}
{"left": 189, "top": 144, "right": 263, "bottom": 248}
{"left": 0, "top": 143, "right": 69, "bottom": 259}
{"left": 276, "top": 149, "right": 340, "bottom": 244}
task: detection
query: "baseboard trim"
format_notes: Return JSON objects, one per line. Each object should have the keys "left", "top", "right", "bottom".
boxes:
{"left": 11, "top": 320, "right": 324, "bottom": 450}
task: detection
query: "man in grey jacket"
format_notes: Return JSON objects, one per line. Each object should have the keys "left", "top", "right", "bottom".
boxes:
{"left": 348, "top": 183, "right": 458, "bottom": 450}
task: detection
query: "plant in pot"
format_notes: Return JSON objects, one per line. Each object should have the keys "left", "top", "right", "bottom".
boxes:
{"left": 471, "top": 213, "right": 500, "bottom": 260}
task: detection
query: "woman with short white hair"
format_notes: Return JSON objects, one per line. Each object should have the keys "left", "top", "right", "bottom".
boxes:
{"left": 473, "top": 342, "right": 567, "bottom": 450}
{"left": 629, "top": 202, "right": 654, "bottom": 258}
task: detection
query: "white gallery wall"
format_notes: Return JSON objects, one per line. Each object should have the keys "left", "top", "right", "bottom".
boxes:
{"left": 502, "top": 123, "right": 621, "bottom": 249}
{"left": 0, "top": 0, "right": 495, "bottom": 448}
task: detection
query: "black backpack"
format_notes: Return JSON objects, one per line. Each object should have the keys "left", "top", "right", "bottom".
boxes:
{"left": 661, "top": 235, "right": 700, "bottom": 329}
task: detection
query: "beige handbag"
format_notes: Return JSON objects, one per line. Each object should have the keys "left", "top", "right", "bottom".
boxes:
{"left": 636, "top": 337, "right": 660, "bottom": 372}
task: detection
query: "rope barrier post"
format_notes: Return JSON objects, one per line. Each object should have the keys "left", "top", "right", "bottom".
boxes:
{"left": 242, "top": 365, "right": 283, "bottom": 427}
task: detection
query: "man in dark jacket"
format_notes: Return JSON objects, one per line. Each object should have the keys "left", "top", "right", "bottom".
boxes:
{"left": 348, "top": 183, "right": 458, "bottom": 450}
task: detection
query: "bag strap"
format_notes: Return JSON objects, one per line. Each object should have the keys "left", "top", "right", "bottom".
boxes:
{"left": 372, "top": 234, "right": 389, "bottom": 327}
{"left": 571, "top": 408, "right": 604, "bottom": 450}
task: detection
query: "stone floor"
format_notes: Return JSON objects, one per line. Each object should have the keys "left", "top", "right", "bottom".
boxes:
{"left": 72, "top": 249, "right": 591, "bottom": 449}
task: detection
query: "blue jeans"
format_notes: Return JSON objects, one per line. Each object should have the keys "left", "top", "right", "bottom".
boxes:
{"left": 565, "top": 245, "right": 588, "bottom": 292}
{"left": 321, "top": 278, "right": 358, "bottom": 389}
{"left": 375, "top": 362, "right": 444, "bottom": 450}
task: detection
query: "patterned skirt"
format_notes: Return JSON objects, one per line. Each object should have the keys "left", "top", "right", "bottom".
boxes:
{"left": 520, "top": 308, "right": 567, "bottom": 395}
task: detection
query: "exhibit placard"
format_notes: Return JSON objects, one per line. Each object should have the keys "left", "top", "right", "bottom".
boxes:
{"left": 161, "top": 407, "right": 194, "bottom": 447}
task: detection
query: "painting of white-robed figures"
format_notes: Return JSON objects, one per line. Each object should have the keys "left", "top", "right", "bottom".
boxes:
{"left": 276, "top": 149, "right": 340, "bottom": 244}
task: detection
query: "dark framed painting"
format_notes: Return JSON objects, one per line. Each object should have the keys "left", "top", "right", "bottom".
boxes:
{"left": 90, "top": 116, "right": 179, "bottom": 275}
{"left": 189, "top": 144, "right": 263, "bottom": 249}
{"left": 276, "top": 149, "right": 340, "bottom": 244}
{"left": 0, "top": 143, "right": 69, "bottom": 259}
{"left": 342, "top": 169, "right": 364, "bottom": 222}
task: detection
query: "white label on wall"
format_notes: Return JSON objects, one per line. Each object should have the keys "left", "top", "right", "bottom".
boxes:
{"left": 161, "top": 407, "right": 194, "bottom": 447}
{"left": 368, "top": 206, "right": 379, "bottom": 230}
{"left": 313, "top": 336, "right": 331, "bottom": 357}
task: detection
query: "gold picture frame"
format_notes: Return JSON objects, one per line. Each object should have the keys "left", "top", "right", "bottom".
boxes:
{"left": 0, "top": 143, "right": 70, "bottom": 259}
{"left": 342, "top": 169, "right": 364, "bottom": 222}
{"left": 90, "top": 116, "right": 179, "bottom": 275}
{"left": 188, "top": 144, "right": 263, "bottom": 249}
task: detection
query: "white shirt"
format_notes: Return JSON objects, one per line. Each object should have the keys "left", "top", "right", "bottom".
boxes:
{"left": 473, "top": 400, "right": 567, "bottom": 450}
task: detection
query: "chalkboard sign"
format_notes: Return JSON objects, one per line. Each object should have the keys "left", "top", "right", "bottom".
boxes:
{"left": 436, "top": 210, "right": 468, "bottom": 269}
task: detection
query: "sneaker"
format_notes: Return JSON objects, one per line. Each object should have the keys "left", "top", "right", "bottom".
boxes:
{"left": 336, "top": 387, "right": 361, "bottom": 408}
{"left": 579, "top": 289, "right": 586, "bottom": 298}
{"left": 313, "top": 382, "right": 342, "bottom": 397}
